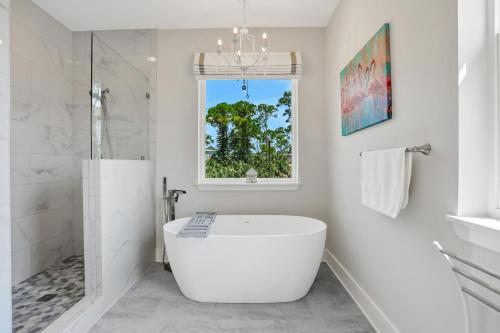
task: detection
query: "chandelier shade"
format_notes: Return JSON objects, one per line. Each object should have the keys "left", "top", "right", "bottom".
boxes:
{"left": 193, "top": 51, "right": 302, "bottom": 79}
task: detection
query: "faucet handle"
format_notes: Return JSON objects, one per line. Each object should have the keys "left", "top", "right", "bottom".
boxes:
{"left": 168, "top": 189, "right": 187, "bottom": 202}
{"left": 169, "top": 189, "right": 187, "bottom": 195}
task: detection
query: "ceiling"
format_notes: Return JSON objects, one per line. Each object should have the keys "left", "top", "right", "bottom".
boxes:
{"left": 31, "top": 0, "right": 339, "bottom": 31}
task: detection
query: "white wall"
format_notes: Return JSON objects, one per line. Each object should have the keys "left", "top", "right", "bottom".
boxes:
{"left": 325, "top": 0, "right": 473, "bottom": 332}
{"left": 155, "top": 28, "right": 328, "bottom": 258}
{"left": 0, "top": 0, "right": 12, "bottom": 331}
{"left": 10, "top": 0, "right": 75, "bottom": 284}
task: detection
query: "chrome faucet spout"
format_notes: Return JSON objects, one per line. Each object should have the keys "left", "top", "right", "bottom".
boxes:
{"left": 169, "top": 189, "right": 187, "bottom": 202}
{"left": 167, "top": 189, "right": 186, "bottom": 221}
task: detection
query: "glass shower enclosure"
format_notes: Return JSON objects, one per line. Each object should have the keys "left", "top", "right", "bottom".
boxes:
{"left": 9, "top": 29, "right": 153, "bottom": 333}
{"left": 91, "top": 33, "right": 150, "bottom": 160}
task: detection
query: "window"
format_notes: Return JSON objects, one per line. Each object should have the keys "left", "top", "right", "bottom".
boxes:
{"left": 495, "top": 1, "right": 500, "bottom": 213}
{"left": 456, "top": 0, "right": 500, "bottom": 220}
{"left": 197, "top": 79, "right": 299, "bottom": 189}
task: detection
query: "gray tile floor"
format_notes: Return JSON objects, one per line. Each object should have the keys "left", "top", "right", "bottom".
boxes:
{"left": 12, "top": 256, "right": 85, "bottom": 333}
{"left": 90, "top": 263, "right": 375, "bottom": 333}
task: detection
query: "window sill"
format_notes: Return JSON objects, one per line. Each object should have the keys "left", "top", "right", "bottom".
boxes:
{"left": 196, "top": 181, "right": 301, "bottom": 191}
{"left": 446, "top": 215, "right": 500, "bottom": 253}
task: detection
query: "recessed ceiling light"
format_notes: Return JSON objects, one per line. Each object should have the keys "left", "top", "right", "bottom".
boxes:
{"left": 147, "top": 57, "right": 157, "bottom": 63}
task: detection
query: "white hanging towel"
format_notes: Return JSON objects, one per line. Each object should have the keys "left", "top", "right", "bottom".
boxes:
{"left": 361, "top": 148, "right": 412, "bottom": 219}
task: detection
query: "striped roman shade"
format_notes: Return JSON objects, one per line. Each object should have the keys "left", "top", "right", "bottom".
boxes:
{"left": 193, "top": 52, "right": 302, "bottom": 79}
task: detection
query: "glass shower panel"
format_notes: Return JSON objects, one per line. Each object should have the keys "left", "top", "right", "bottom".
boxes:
{"left": 91, "top": 34, "right": 150, "bottom": 160}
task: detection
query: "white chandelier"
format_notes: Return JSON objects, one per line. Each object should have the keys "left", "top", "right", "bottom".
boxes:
{"left": 216, "top": 0, "right": 269, "bottom": 73}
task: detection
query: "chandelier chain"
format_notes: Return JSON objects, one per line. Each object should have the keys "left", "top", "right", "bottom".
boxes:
{"left": 243, "top": 0, "right": 247, "bottom": 27}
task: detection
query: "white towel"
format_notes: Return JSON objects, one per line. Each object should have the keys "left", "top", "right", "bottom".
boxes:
{"left": 361, "top": 148, "right": 412, "bottom": 219}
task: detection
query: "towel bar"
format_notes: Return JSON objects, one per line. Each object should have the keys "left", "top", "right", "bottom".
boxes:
{"left": 359, "top": 144, "right": 431, "bottom": 156}
{"left": 434, "top": 241, "right": 500, "bottom": 332}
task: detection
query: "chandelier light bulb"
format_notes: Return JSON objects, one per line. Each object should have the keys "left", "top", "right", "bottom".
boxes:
{"left": 233, "top": 27, "right": 238, "bottom": 34}
{"left": 217, "top": 39, "right": 223, "bottom": 55}
{"left": 262, "top": 32, "right": 267, "bottom": 40}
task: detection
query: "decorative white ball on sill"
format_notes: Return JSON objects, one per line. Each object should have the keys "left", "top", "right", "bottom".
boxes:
{"left": 246, "top": 168, "right": 258, "bottom": 184}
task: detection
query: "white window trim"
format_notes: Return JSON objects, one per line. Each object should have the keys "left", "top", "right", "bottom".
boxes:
{"left": 449, "top": 0, "right": 500, "bottom": 253}
{"left": 446, "top": 215, "right": 500, "bottom": 254}
{"left": 495, "top": 2, "right": 500, "bottom": 215}
{"left": 196, "top": 79, "right": 300, "bottom": 191}
{"left": 487, "top": 0, "right": 500, "bottom": 217}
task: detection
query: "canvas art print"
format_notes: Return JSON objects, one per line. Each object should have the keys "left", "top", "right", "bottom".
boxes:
{"left": 340, "top": 23, "right": 392, "bottom": 136}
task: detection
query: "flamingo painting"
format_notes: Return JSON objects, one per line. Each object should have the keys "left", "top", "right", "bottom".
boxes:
{"left": 340, "top": 23, "right": 392, "bottom": 136}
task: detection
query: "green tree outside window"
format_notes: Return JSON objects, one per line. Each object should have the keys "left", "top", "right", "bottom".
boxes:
{"left": 205, "top": 89, "right": 293, "bottom": 179}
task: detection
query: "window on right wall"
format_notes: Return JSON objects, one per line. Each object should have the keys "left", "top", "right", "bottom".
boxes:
{"left": 495, "top": 3, "right": 500, "bottom": 213}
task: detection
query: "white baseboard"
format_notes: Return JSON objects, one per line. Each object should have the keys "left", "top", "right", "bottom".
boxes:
{"left": 323, "top": 249, "right": 400, "bottom": 333}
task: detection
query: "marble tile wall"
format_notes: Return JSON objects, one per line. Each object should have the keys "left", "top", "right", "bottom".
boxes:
{"left": 81, "top": 159, "right": 154, "bottom": 313}
{"left": 0, "top": 0, "right": 12, "bottom": 331}
{"left": 94, "top": 30, "right": 156, "bottom": 79}
{"left": 10, "top": 0, "right": 75, "bottom": 284}
{"left": 46, "top": 160, "right": 154, "bottom": 333}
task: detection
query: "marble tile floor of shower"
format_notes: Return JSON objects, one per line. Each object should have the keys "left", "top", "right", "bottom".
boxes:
{"left": 90, "top": 263, "right": 375, "bottom": 333}
{"left": 12, "top": 256, "right": 85, "bottom": 333}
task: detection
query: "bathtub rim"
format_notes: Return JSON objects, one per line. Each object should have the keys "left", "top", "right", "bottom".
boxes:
{"left": 163, "top": 215, "right": 327, "bottom": 239}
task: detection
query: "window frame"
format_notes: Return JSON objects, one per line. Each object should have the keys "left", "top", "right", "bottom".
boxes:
{"left": 196, "top": 78, "right": 300, "bottom": 191}
{"left": 493, "top": 0, "right": 500, "bottom": 215}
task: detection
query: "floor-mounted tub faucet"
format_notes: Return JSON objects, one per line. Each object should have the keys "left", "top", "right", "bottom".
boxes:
{"left": 167, "top": 189, "right": 187, "bottom": 222}
{"left": 162, "top": 177, "right": 186, "bottom": 272}
{"left": 162, "top": 177, "right": 186, "bottom": 222}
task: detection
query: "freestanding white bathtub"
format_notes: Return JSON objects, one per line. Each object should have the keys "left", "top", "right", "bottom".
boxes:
{"left": 163, "top": 215, "right": 326, "bottom": 303}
